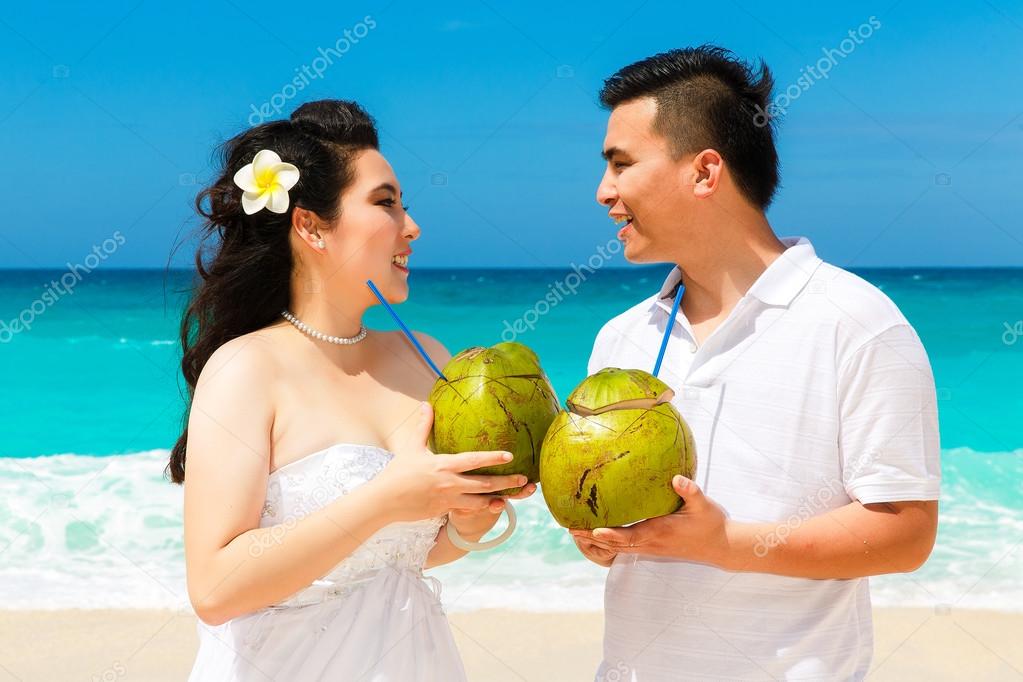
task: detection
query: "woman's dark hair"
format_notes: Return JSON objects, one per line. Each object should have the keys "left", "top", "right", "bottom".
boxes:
{"left": 599, "top": 44, "right": 780, "bottom": 209}
{"left": 166, "top": 100, "right": 379, "bottom": 484}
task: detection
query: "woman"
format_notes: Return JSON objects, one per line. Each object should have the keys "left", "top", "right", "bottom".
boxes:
{"left": 170, "top": 99, "right": 535, "bottom": 681}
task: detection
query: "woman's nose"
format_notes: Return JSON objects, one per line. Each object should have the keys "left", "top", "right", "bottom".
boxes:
{"left": 404, "top": 214, "right": 421, "bottom": 240}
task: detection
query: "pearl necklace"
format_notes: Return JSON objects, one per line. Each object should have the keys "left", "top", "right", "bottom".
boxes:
{"left": 281, "top": 310, "right": 367, "bottom": 345}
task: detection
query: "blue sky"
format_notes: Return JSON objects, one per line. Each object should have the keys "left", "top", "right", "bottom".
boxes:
{"left": 1, "top": 0, "right": 1021, "bottom": 268}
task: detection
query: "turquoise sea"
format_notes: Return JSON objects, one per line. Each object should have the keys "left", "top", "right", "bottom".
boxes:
{"left": 1, "top": 267, "right": 1021, "bottom": 611}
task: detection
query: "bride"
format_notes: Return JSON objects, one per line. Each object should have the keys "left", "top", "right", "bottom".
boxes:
{"left": 168, "top": 99, "right": 535, "bottom": 681}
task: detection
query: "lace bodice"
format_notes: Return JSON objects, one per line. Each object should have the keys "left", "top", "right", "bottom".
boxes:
{"left": 257, "top": 443, "right": 446, "bottom": 608}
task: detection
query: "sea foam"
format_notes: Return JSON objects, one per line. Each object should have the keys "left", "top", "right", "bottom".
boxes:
{"left": 2, "top": 448, "right": 1020, "bottom": 612}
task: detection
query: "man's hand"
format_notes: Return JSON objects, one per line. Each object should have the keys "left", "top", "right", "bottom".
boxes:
{"left": 572, "top": 533, "right": 618, "bottom": 567}
{"left": 570, "top": 475, "right": 735, "bottom": 567}
{"left": 570, "top": 474, "right": 939, "bottom": 580}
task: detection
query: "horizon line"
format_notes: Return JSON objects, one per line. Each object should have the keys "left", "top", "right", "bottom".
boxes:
{"left": 1, "top": 264, "right": 1022, "bottom": 272}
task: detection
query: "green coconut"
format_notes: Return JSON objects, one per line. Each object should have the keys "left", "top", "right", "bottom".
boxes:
{"left": 539, "top": 368, "right": 696, "bottom": 529}
{"left": 428, "top": 342, "right": 560, "bottom": 495}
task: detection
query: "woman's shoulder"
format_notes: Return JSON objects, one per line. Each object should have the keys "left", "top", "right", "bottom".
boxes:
{"left": 412, "top": 330, "right": 451, "bottom": 365}
{"left": 195, "top": 326, "right": 286, "bottom": 397}
{"left": 376, "top": 329, "right": 452, "bottom": 368}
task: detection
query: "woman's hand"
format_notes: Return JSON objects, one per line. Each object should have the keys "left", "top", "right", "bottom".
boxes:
{"left": 449, "top": 481, "right": 537, "bottom": 539}
{"left": 372, "top": 403, "right": 529, "bottom": 523}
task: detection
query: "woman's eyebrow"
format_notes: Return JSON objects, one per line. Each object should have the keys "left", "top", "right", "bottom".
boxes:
{"left": 369, "top": 182, "right": 399, "bottom": 194}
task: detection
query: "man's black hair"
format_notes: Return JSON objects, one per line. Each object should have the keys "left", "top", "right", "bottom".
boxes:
{"left": 600, "top": 45, "right": 780, "bottom": 209}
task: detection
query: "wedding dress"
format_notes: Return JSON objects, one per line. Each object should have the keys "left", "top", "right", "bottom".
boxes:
{"left": 187, "top": 443, "right": 467, "bottom": 681}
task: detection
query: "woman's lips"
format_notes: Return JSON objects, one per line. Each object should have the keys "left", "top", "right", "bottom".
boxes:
{"left": 617, "top": 222, "right": 633, "bottom": 240}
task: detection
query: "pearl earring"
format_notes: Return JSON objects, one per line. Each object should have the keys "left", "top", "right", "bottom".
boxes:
{"left": 317, "top": 239, "right": 326, "bottom": 249}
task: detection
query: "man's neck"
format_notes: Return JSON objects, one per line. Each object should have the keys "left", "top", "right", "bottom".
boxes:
{"left": 675, "top": 214, "right": 786, "bottom": 326}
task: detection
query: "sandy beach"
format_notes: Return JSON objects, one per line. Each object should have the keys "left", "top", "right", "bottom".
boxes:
{"left": 0, "top": 607, "right": 1019, "bottom": 681}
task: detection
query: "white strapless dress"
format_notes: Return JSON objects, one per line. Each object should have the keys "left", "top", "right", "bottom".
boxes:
{"left": 187, "top": 443, "right": 467, "bottom": 681}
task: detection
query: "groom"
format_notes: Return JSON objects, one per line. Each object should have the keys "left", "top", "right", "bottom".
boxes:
{"left": 570, "top": 45, "right": 940, "bottom": 680}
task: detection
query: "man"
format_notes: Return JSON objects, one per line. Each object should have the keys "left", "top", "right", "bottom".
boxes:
{"left": 570, "top": 45, "right": 940, "bottom": 680}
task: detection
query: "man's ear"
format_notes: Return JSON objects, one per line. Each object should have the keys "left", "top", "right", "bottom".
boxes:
{"left": 691, "top": 149, "right": 723, "bottom": 199}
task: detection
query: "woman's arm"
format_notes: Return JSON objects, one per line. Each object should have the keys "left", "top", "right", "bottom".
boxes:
{"left": 425, "top": 483, "right": 538, "bottom": 569}
{"left": 183, "top": 338, "right": 398, "bottom": 625}
{"left": 415, "top": 329, "right": 470, "bottom": 570}
{"left": 424, "top": 518, "right": 485, "bottom": 569}
{"left": 412, "top": 332, "right": 547, "bottom": 569}
{"left": 183, "top": 338, "right": 522, "bottom": 625}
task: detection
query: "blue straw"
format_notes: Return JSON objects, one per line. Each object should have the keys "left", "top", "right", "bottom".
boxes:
{"left": 366, "top": 279, "right": 448, "bottom": 381}
{"left": 652, "top": 280, "right": 684, "bottom": 377}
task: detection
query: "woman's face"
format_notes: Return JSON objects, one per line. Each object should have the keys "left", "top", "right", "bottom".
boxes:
{"left": 324, "top": 149, "right": 420, "bottom": 305}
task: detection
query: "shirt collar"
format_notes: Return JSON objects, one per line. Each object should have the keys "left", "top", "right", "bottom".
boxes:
{"left": 655, "top": 236, "right": 822, "bottom": 309}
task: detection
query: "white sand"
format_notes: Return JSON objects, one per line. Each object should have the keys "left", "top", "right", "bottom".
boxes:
{"left": 0, "top": 608, "right": 1020, "bottom": 681}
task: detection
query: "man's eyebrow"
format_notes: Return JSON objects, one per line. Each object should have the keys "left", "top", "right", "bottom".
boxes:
{"left": 602, "top": 146, "right": 629, "bottom": 161}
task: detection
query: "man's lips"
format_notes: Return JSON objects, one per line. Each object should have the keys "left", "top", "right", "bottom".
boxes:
{"left": 611, "top": 212, "right": 634, "bottom": 240}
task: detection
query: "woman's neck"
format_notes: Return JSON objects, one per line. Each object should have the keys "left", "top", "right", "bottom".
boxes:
{"left": 287, "top": 283, "right": 367, "bottom": 339}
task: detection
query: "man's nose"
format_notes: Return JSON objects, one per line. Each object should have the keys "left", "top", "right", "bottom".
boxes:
{"left": 596, "top": 169, "right": 617, "bottom": 206}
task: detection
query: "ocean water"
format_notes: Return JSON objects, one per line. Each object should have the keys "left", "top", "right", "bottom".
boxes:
{"left": 1, "top": 267, "right": 1021, "bottom": 612}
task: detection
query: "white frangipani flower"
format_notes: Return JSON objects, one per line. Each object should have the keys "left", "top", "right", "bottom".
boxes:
{"left": 232, "top": 149, "right": 300, "bottom": 215}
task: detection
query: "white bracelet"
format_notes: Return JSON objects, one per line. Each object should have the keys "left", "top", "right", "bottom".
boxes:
{"left": 446, "top": 503, "right": 517, "bottom": 551}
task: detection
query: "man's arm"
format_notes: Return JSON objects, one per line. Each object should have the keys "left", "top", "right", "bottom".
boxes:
{"left": 727, "top": 498, "right": 938, "bottom": 578}
{"left": 572, "top": 475, "right": 938, "bottom": 579}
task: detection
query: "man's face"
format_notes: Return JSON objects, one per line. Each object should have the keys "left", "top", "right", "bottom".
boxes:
{"left": 596, "top": 98, "right": 694, "bottom": 263}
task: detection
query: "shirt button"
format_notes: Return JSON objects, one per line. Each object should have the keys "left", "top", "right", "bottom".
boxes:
{"left": 688, "top": 343, "right": 698, "bottom": 353}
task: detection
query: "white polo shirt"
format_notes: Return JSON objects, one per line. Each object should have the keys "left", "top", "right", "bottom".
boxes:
{"left": 588, "top": 237, "right": 940, "bottom": 681}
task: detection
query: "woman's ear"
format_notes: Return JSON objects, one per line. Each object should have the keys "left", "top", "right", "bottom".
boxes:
{"left": 292, "top": 208, "right": 326, "bottom": 250}
{"left": 691, "top": 148, "right": 723, "bottom": 199}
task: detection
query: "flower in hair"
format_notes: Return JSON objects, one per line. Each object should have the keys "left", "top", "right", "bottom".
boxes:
{"left": 232, "top": 149, "right": 300, "bottom": 214}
